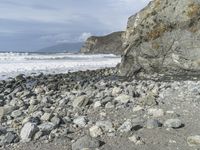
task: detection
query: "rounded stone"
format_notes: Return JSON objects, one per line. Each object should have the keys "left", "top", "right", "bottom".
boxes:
{"left": 187, "top": 135, "right": 200, "bottom": 146}
{"left": 146, "top": 119, "right": 162, "bottom": 129}
{"left": 89, "top": 126, "right": 103, "bottom": 137}
{"left": 164, "top": 119, "right": 182, "bottom": 128}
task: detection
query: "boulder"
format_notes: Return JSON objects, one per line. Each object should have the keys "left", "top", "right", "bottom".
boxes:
{"left": 20, "top": 122, "right": 39, "bottom": 142}
{"left": 73, "top": 95, "right": 89, "bottom": 108}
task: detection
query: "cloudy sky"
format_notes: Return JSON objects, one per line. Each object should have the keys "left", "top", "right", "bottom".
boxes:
{"left": 0, "top": 0, "right": 150, "bottom": 51}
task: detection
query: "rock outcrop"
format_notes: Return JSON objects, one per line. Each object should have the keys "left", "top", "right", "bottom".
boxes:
{"left": 119, "top": 0, "right": 200, "bottom": 76}
{"left": 80, "top": 31, "right": 125, "bottom": 55}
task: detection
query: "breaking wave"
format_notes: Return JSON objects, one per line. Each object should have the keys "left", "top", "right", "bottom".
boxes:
{"left": 0, "top": 52, "right": 121, "bottom": 80}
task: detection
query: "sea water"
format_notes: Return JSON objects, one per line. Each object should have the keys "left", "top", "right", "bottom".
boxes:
{"left": 0, "top": 52, "right": 121, "bottom": 80}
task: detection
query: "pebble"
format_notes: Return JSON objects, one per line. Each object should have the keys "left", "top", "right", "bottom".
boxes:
{"left": 133, "top": 106, "right": 144, "bottom": 113}
{"left": 41, "top": 113, "right": 51, "bottom": 121}
{"left": 146, "top": 119, "right": 162, "bottom": 129}
{"left": 0, "top": 106, "right": 15, "bottom": 120}
{"left": 164, "top": 119, "right": 182, "bottom": 128}
{"left": 30, "top": 98, "right": 38, "bottom": 105}
{"left": 139, "top": 92, "right": 157, "bottom": 106}
{"left": 38, "top": 122, "right": 55, "bottom": 134}
{"left": 105, "top": 102, "right": 114, "bottom": 109}
{"left": 96, "top": 121, "right": 115, "bottom": 132}
{"left": 0, "top": 107, "right": 4, "bottom": 120}
{"left": 73, "top": 116, "right": 87, "bottom": 127}
{"left": 34, "top": 131, "right": 43, "bottom": 140}
{"left": 118, "top": 119, "right": 132, "bottom": 133}
{"left": 115, "top": 94, "right": 131, "bottom": 104}
{"left": 93, "top": 101, "right": 101, "bottom": 108}
{"left": 50, "top": 116, "right": 61, "bottom": 126}
{"left": 166, "top": 111, "right": 174, "bottom": 114}
{"left": 11, "top": 110, "right": 22, "bottom": 118}
{"left": 63, "top": 116, "right": 72, "bottom": 124}
{"left": 34, "top": 87, "right": 45, "bottom": 94}
{"left": 112, "top": 87, "right": 122, "bottom": 96}
{"left": 128, "top": 135, "right": 138, "bottom": 143}
{"left": 89, "top": 126, "right": 103, "bottom": 137}
{"left": 73, "top": 96, "right": 89, "bottom": 108}
{"left": 2, "top": 132, "right": 17, "bottom": 145}
{"left": 59, "top": 98, "right": 69, "bottom": 106}
{"left": 187, "top": 135, "right": 200, "bottom": 146}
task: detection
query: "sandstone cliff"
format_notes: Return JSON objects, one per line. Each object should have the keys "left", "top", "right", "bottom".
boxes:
{"left": 80, "top": 31, "right": 125, "bottom": 55}
{"left": 119, "top": 0, "right": 200, "bottom": 76}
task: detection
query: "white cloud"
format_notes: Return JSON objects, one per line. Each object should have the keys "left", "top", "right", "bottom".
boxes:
{"left": 79, "top": 32, "right": 92, "bottom": 41}
{"left": 40, "top": 32, "right": 93, "bottom": 43}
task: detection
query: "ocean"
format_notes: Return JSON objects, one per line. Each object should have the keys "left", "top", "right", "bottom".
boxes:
{"left": 0, "top": 52, "right": 121, "bottom": 80}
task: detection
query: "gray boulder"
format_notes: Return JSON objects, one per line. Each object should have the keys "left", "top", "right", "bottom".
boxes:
{"left": 20, "top": 122, "right": 39, "bottom": 142}
{"left": 38, "top": 122, "right": 55, "bottom": 134}
{"left": 73, "top": 95, "right": 89, "bottom": 108}
{"left": 1, "top": 132, "right": 18, "bottom": 145}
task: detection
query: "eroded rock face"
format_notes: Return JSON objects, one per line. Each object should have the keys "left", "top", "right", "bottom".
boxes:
{"left": 119, "top": 0, "right": 200, "bottom": 76}
{"left": 80, "top": 31, "right": 125, "bottom": 55}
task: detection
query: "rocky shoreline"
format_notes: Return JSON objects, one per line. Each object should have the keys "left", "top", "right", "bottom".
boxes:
{"left": 0, "top": 68, "right": 199, "bottom": 149}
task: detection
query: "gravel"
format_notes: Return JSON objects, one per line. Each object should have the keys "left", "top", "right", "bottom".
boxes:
{"left": 0, "top": 68, "right": 200, "bottom": 149}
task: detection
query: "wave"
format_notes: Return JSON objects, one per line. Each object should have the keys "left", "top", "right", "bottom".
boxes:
{"left": 0, "top": 52, "right": 121, "bottom": 80}
{"left": 0, "top": 52, "right": 119, "bottom": 61}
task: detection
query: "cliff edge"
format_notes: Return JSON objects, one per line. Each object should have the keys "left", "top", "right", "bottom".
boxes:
{"left": 80, "top": 31, "right": 125, "bottom": 55}
{"left": 119, "top": 0, "right": 200, "bottom": 76}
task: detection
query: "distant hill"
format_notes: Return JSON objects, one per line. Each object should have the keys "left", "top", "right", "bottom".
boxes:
{"left": 37, "top": 42, "right": 83, "bottom": 53}
{"left": 81, "top": 31, "right": 124, "bottom": 55}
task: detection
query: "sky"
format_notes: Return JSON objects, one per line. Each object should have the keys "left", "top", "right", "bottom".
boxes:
{"left": 0, "top": 0, "right": 151, "bottom": 51}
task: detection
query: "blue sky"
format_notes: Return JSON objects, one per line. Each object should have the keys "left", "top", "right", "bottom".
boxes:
{"left": 0, "top": 0, "right": 150, "bottom": 51}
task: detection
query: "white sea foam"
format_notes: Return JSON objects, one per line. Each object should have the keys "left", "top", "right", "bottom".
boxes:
{"left": 0, "top": 53, "right": 121, "bottom": 80}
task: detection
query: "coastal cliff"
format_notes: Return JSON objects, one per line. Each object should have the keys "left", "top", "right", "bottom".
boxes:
{"left": 119, "top": 0, "right": 200, "bottom": 76}
{"left": 82, "top": 0, "right": 200, "bottom": 76}
{"left": 80, "top": 31, "right": 125, "bottom": 55}
{"left": 2, "top": 1, "right": 200, "bottom": 149}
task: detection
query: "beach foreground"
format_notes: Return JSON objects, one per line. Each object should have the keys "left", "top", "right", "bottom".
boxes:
{"left": 0, "top": 69, "right": 200, "bottom": 150}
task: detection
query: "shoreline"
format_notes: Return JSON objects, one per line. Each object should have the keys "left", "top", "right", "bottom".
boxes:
{"left": 0, "top": 68, "right": 200, "bottom": 149}
{"left": 0, "top": 52, "right": 121, "bottom": 81}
